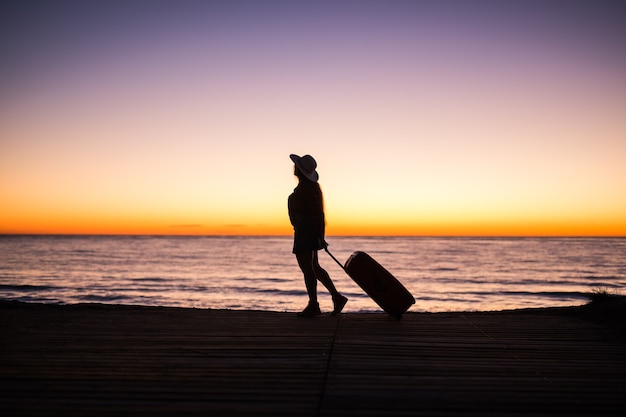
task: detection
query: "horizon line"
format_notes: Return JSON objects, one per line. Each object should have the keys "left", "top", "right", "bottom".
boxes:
{"left": 1, "top": 233, "right": 624, "bottom": 239}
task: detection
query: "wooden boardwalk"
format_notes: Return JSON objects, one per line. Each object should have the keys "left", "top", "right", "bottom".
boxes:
{"left": 2, "top": 302, "right": 625, "bottom": 416}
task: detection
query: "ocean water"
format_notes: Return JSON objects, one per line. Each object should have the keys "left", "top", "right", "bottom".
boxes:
{"left": 0, "top": 235, "right": 624, "bottom": 313}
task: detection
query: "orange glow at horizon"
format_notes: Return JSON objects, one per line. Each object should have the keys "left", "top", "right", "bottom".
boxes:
{"left": 2, "top": 204, "right": 625, "bottom": 236}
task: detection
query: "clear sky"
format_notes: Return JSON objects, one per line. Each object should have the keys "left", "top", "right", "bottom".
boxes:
{"left": 1, "top": 0, "right": 625, "bottom": 236}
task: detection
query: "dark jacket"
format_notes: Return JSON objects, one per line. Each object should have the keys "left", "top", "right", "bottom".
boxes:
{"left": 288, "top": 180, "right": 325, "bottom": 241}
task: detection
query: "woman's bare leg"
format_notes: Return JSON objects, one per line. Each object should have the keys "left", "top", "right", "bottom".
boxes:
{"left": 312, "top": 251, "right": 348, "bottom": 314}
{"left": 311, "top": 251, "right": 340, "bottom": 298}
{"left": 296, "top": 250, "right": 318, "bottom": 304}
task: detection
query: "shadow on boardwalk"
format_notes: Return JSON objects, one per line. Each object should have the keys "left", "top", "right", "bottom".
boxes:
{"left": 1, "top": 299, "right": 625, "bottom": 416}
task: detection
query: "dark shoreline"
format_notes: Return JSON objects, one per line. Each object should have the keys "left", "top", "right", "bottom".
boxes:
{"left": 1, "top": 293, "right": 624, "bottom": 315}
{"left": 2, "top": 298, "right": 625, "bottom": 416}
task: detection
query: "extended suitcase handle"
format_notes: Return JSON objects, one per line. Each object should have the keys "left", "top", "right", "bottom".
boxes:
{"left": 324, "top": 247, "right": 346, "bottom": 272}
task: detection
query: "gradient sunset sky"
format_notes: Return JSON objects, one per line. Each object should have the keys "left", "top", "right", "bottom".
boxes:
{"left": 1, "top": 0, "right": 625, "bottom": 236}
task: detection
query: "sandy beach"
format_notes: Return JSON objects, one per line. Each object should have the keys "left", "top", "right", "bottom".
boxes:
{"left": 2, "top": 299, "right": 625, "bottom": 416}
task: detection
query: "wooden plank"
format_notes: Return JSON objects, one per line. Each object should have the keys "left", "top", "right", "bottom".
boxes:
{"left": 320, "top": 312, "right": 626, "bottom": 416}
{"left": 1, "top": 303, "right": 336, "bottom": 417}
{"left": 2, "top": 302, "right": 625, "bottom": 416}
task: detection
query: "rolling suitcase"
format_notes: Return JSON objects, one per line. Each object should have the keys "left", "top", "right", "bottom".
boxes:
{"left": 326, "top": 249, "right": 415, "bottom": 319}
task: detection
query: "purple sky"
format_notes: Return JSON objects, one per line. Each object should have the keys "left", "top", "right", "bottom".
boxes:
{"left": 2, "top": 0, "right": 625, "bottom": 235}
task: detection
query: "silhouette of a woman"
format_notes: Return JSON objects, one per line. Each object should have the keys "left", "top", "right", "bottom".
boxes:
{"left": 288, "top": 154, "right": 348, "bottom": 317}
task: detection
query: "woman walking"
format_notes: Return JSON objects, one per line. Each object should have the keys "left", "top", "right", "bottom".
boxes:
{"left": 288, "top": 154, "right": 348, "bottom": 317}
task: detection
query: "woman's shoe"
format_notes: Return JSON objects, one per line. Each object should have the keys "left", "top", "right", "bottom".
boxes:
{"left": 331, "top": 295, "right": 348, "bottom": 316}
{"left": 297, "top": 302, "right": 321, "bottom": 318}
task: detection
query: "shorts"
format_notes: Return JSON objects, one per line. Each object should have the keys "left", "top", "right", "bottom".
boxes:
{"left": 292, "top": 230, "right": 326, "bottom": 254}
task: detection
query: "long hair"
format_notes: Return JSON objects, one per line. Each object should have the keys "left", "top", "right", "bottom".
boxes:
{"left": 294, "top": 166, "right": 324, "bottom": 211}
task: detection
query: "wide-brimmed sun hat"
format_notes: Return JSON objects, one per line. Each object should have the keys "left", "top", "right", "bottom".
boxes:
{"left": 290, "top": 154, "right": 319, "bottom": 182}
